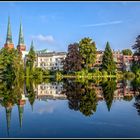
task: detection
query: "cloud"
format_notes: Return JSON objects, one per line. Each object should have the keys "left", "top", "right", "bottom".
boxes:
{"left": 81, "top": 20, "right": 123, "bottom": 27}
{"left": 33, "top": 104, "right": 54, "bottom": 115}
{"left": 31, "top": 34, "right": 55, "bottom": 44}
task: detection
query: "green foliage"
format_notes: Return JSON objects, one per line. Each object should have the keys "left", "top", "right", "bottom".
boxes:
{"left": 79, "top": 37, "right": 97, "bottom": 70}
{"left": 26, "top": 79, "right": 36, "bottom": 110}
{"left": 123, "top": 95, "right": 133, "bottom": 101}
{"left": 26, "top": 41, "right": 36, "bottom": 70}
{"left": 102, "top": 42, "right": 116, "bottom": 74}
{"left": 92, "top": 69, "right": 102, "bottom": 77}
{"left": 55, "top": 71, "right": 63, "bottom": 81}
{"left": 101, "top": 70, "right": 108, "bottom": 76}
{"left": 65, "top": 80, "right": 97, "bottom": 117}
{"left": 122, "top": 49, "right": 133, "bottom": 55}
{"left": 0, "top": 48, "right": 24, "bottom": 81}
{"left": 79, "top": 88, "right": 97, "bottom": 116}
{"left": 102, "top": 79, "right": 116, "bottom": 111}
{"left": 131, "top": 62, "right": 140, "bottom": 76}
{"left": 123, "top": 71, "right": 135, "bottom": 80}
{"left": 131, "top": 77, "right": 140, "bottom": 92}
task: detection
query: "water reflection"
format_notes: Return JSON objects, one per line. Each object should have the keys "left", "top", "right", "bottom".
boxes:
{"left": 0, "top": 77, "right": 139, "bottom": 136}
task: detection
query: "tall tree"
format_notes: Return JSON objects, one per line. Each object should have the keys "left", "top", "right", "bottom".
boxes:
{"left": 26, "top": 41, "right": 36, "bottom": 70}
{"left": 63, "top": 43, "right": 82, "bottom": 73}
{"left": 102, "top": 42, "right": 116, "bottom": 74}
{"left": 79, "top": 37, "right": 97, "bottom": 70}
{"left": 122, "top": 49, "right": 132, "bottom": 55}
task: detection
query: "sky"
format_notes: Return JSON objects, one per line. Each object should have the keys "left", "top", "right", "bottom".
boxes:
{"left": 0, "top": 1, "right": 140, "bottom": 52}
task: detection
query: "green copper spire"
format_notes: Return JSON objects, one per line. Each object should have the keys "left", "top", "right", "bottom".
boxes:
{"left": 18, "top": 21, "right": 24, "bottom": 45}
{"left": 6, "top": 16, "right": 13, "bottom": 44}
{"left": 5, "top": 107, "right": 12, "bottom": 136}
{"left": 18, "top": 105, "right": 24, "bottom": 128}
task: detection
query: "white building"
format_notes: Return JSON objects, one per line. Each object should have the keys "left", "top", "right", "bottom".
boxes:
{"left": 35, "top": 52, "right": 67, "bottom": 71}
{"left": 36, "top": 82, "right": 66, "bottom": 100}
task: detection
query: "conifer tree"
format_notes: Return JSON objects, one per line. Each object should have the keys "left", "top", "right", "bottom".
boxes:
{"left": 102, "top": 42, "right": 116, "bottom": 74}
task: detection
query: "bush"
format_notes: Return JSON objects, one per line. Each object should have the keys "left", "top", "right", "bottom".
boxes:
{"left": 124, "top": 71, "right": 135, "bottom": 80}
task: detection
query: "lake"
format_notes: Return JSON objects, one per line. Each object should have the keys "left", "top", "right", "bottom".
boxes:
{"left": 0, "top": 78, "right": 140, "bottom": 138}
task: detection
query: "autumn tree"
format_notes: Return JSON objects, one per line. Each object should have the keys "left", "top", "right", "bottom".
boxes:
{"left": 63, "top": 43, "right": 82, "bottom": 73}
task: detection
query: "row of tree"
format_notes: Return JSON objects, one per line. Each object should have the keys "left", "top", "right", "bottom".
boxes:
{"left": 63, "top": 37, "right": 116, "bottom": 75}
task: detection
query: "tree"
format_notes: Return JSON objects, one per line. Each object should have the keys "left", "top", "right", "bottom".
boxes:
{"left": 0, "top": 47, "right": 24, "bottom": 81}
{"left": 26, "top": 41, "right": 36, "bottom": 70}
{"left": 102, "top": 42, "right": 116, "bottom": 74}
{"left": 122, "top": 49, "right": 132, "bottom": 55}
{"left": 63, "top": 43, "right": 82, "bottom": 73}
{"left": 79, "top": 37, "right": 97, "bottom": 70}
{"left": 132, "top": 35, "right": 140, "bottom": 55}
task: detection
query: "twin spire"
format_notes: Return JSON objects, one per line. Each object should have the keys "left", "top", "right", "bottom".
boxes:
{"left": 4, "top": 16, "right": 26, "bottom": 51}
{"left": 4, "top": 17, "right": 35, "bottom": 53}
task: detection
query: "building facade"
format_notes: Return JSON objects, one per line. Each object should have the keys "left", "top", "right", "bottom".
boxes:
{"left": 35, "top": 51, "right": 67, "bottom": 71}
{"left": 35, "top": 82, "right": 66, "bottom": 100}
{"left": 93, "top": 50, "right": 137, "bottom": 71}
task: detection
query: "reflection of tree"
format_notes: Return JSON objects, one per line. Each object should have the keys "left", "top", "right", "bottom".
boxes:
{"left": 64, "top": 80, "right": 83, "bottom": 111}
{"left": 64, "top": 80, "right": 97, "bottom": 116}
{"left": 79, "top": 88, "right": 97, "bottom": 116}
{"left": 26, "top": 79, "right": 36, "bottom": 111}
{"left": 102, "top": 79, "right": 116, "bottom": 111}
{"left": 131, "top": 78, "right": 140, "bottom": 93}
{"left": 123, "top": 95, "right": 133, "bottom": 102}
{"left": 134, "top": 94, "right": 140, "bottom": 116}
{"left": 0, "top": 77, "right": 23, "bottom": 136}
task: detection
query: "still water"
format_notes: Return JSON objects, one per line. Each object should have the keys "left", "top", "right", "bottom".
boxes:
{"left": 0, "top": 78, "right": 140, "bottom": 138}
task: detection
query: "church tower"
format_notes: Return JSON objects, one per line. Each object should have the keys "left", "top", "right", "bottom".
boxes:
{"left": 4, "top": 16, "right": 14, "bottom": 49}
{"left": 17, "top": 21, "right": 26, "bottom": 52}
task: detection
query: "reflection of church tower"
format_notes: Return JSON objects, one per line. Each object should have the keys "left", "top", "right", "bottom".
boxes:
{"left": 5, "top": 107, "right": 12, "bottom": 136}
{"left": 17, "top": 21, "right": 26, "bottom": 53}
{"left": 17, "top": 95, "right": 26, "bottom": 128}
{"left": 4, "top": 17, "right": 14, "bottom": 49}
{"left": 18, "top": 105, "right": 24, "bottom": 128}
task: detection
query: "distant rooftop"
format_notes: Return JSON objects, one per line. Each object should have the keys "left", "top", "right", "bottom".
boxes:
{"left": 36, "top": 49, "right": 50, "bottom": 54}
{"left": 37, "top": 51, "right": 67, "bottom": 57}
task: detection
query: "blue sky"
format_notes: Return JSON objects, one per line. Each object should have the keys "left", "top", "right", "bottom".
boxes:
{"left": 0, "top": 1, "right": 140, "bottom": 52}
